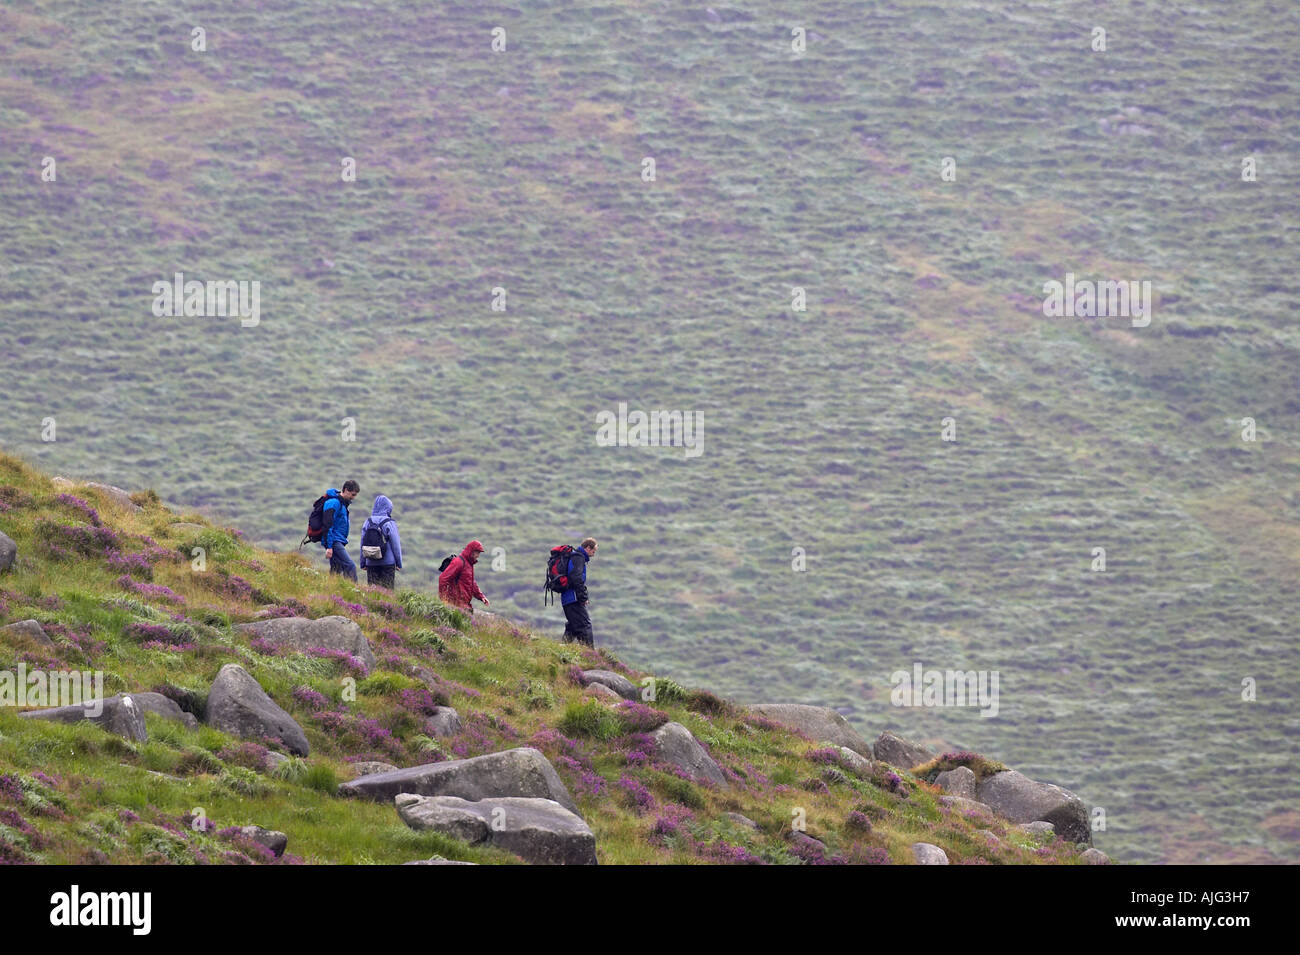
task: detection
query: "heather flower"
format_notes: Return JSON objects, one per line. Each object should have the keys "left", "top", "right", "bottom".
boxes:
{"left": 124, "top": 622, "right": 176, "bottom": 644}
{"left": 218, "top": 742, "right": 270, "bottom": 771}
{"left": 807, "top": 747, "right": 841, "bottom": 765}
{"left": 616, "top": 774, "right": 655, "bottom": 812}
{"left": 54, "top": 494, "right": 101, "bottom": 526}
{"left": 398, "top": 688, "right": 444, "bottom": 716}
{"left": 307, "top": 647, "right": 369, "bottom": 677}
{"left": 651, "top": 804, "right": 695, "bottom": 839}
{"left": 329, "top": 596, "right": 367, "bottom": 615}
{"left": 0, "top": 775, "right": 24, "bottom": 803}
{"left": 292, "top": 686, "right": 330, "bottom": 711}
{"left": 249, "top": 637, "right": 280, "bottom": 655}
{"left": 141, "top": 640, "right": 196, "bottom": 652}
{"left": 118, "top": 809, "right": 139, "bottom": 824}
{"left": 116, "top": 576, "right": 182, "bottom": 603}
{"left": 613, "top": 700, "right": 670, "bottom": 733}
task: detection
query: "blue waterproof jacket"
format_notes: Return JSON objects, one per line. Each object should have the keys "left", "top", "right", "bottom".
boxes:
{"left": 560, "top": 547, "right": 589, "bottom": 606}
{"left": 321, "top": 489, "right": 350, "bottom": 550}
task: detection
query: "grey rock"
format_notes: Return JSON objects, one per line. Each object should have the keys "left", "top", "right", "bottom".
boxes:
{"left": 265, "top": 752, "right": 291, "bottom": 771}
{"left": 2, "top": 619, "right": 52, "bottom": 647}
{"left": 234, "top": 616, "right": 375, "bottom": 671}
{"left": 351, "top": 760, "right": 399, "bottom": 778}
{"left": 425, "top": 707, "right": 462, "bottom": 737}
{"left": 749, "top": 704, "right": 872, "bottom": 757}
{"left": 873, "top": 731, "right": 935, "bottom": 769}
{"left": 976, "top": 770, "right": 1091, "bottom": 844}
{"left": 821, "top": 767, "right": 850, "bottom": 786}
{"left": 396, "top": 794, "right": 597, "bottom": 865}
{"left": 936, "top": 765, "right": 977, "bottom": 799}
{"left": 404, "top": 858, "right": 478, "bottom": 865}
{"left": 239, "top": 825, "right": 288, "bottom": 858}
{"left": 205, "top": 664, "right": 309, "bottom": 756}
{"left": 0, "top": 530, "right": 16, "bottom": 573}
{"left": 822, "top": 741, "right": 873, "bottom": 776}
{"left": 1080, "top": 847, "right": 1111, "bottom": 865}
{"left": 940, "top": 795, "right": 998, "bottom": 821}
{"left": 649, "top": 721, "right": 727, "bottom": 786}
{"left": 83, "top": 482, "right": 141, "bottom": 512}
{"left": 19, "top": 692, "right": 147, "bottom": 742}
{"left": 129, "top": 691, "right": 199, "bottom": 730}
{"left": 339, "top": 747, "right": 578, "bottom": 814}
{"left": 721, "top": 812, "right": 759, "bottom": 830}
{"left": 584, "top": 682, "right": 621, "bottom": 700}
{"left": 580, "top": 669, "right": 638, "bottom": 700}
{"left": 1021, "top": 820, "right": 1057, "bottom": 838}
{"left": 912, "top": 842, "right": 950, "bottom": 865}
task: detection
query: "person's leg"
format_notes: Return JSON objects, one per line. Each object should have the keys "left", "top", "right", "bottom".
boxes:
{"left": 379, "top": 566, "right": 396, "bottom": 590}
{"left": 331, "top": 545, "right": 357, "bottom": 581}
{"left": 573, "top": 602, "right": 594, "bottom": 646}
{"left": 563, "top": 602, "right": 580, "bottom": 640}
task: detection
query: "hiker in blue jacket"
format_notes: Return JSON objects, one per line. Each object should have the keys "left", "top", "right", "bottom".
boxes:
{"left": 322, "top": 480, "right": 360, "bottom": 580}
{"left": 359, "top": 494, "right": 402, "bottom": 590}
{"left": 562, "top": 537, "right": 598, "bottom": 645}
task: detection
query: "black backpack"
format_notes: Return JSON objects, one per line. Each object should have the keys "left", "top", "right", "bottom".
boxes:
{"left": 543, "top": 544, "right": 577, "bottom": 605}
{"left": 438, "top": 554, "right": 458, "bottom": 574}
{"left": 300, "top": 495, "right": 329, "bottom": 548}
{"left": 361, "top": 519, "right": 392, "bottom": 561}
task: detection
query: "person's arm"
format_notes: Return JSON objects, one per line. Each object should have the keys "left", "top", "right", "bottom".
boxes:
{"left": 472, "top": 571, "right": 487, "bottom": 604}
{"left": 389, "top": 522, "right": 402, "bottom": 570}
{"left": 322, "top": 500, "right": 339, "bottom": 553}
{"left": 572, "top": 553, "right": 589, "bottom": 603}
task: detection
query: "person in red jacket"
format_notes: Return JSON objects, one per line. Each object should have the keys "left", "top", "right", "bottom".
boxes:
{"left": 439, "top": 540, "right": 490, "bottom": 613}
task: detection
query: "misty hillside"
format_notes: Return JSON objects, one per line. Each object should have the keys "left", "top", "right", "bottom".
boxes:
{"left": 1, "top": 0, "right": 1297, "bottom": 863}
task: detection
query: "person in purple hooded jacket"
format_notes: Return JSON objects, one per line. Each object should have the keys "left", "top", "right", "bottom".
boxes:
{"left": 358, "top": 494, "right": 403, "bottom": 590}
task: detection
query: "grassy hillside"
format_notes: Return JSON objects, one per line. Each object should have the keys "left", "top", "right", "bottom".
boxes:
{"left": 0, "top": 452, "right": 1092, "bottom": 864}
{"left": 0, "top": 0, "right": 1297, "bottom": 863}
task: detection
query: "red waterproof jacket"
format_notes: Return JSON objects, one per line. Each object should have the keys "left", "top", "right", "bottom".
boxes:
{"left": 439, "top": 541, "right": 486, "bottom": 610}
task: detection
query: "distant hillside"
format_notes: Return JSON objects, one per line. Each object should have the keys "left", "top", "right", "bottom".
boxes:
{"left": 1, "top": 1, "right": 1297, "bottom": 863}
{"left": 0, "top": 453, "right": 1108, "bottom": 864}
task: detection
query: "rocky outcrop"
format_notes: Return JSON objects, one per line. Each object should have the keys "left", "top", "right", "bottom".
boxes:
{"left": 425, "top": 707, "right": 462, "bottom": 737}
{"left": 0, "top": 530, "right": 16, "bottom": 573}
{"left": 976, "top": 770, "right": 1090, "bottom": 844}
{"left": 579, "top": 669, "right": 638, "bottom": 700}
{"left": 1079, "top": 848, "right": 1111, "bottom": 865}
{"left": 911, "top": 842, "right": 950, "bottom": 865}
{"left": 19, "top": 693, "right": 147, "bottom": 742}
{"left": 205, "top": 664, "right": 309, "bottom": 756}
{"left": 1, "top": 619, "right": 52, "bottom": 647}
{"left": 129, "top": 691, "right": 199, "bottom": 729}
{"left": 649, "top": 721, "right": 727, "bottom": 786}
{"left": 935, "top": 765, "right": 977, "bottom": 799}
{"left": 584, "top": 682, "right": 621, "bottom": 700}
{"left": 749, "top": 704, "right": 872, "bottom": 757}
{"left": 54, "top": 479, "right": 141, "bottom": 512}
{"left": 821, "top": 741, "right": 873, "bottom": 777}
{"left": 339, "top": 747, "right": 578, "bottom": 814}
{"left": 239, "top": 826, "right": 288, "bottom": 858}
{"left": 721, "top": 812, "right": 759, "bottom": 830}
{"left": 351, "top": 761, "right": 399, "bottom": 778}
{"left": 396, "top": 794, "right": 597, "bottom": 865}
{"left": 234, "top": 616, "right": 375, "bottom": 671}
{"left": 873, "top": 731, "right": 935, "bottom": 770}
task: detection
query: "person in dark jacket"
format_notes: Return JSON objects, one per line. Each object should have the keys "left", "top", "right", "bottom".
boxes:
{"left": 358, "top": 494, "right": 402, "bottom": 590}
{"left": 322, "top": 480, "right": 360, "bottom": 580}
{"left": 561, "top": 538, "right": 597, "bottom": 645}
{"left": 439, "top": 540, "right": 490, "bottom": 613}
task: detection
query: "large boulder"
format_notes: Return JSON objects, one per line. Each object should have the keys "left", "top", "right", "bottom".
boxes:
{"left": 19, "top": 693, "right": 147, "bottom": 742}
{"left": 339, "top": 747, "right": 578, "bottom": 813}
{"left": 0, "top": 530, "right": 17, "bottom": 573}
{"left": 234, "top": 616, "right": 375, "bottom": 670}
{"left": 976, "top": 770, "right": 1090, "bottom": 844}
{"left": 935, "top": 765, "right": 977, "bottom": 799}
{"left": 911, "top": 842, "right": 950, "bottom": 865}
{"left": 579, "top": 669, "right": 638, "bottom": 700}
{"left": 1, "top": 619, "right": 53, "bottom": 648}
{"left": 749, "top": 704, "right": 871, "bottom": 757}
{"left": 425, "top": 707, "right": 462, "bottom": 737}
{"left": 873, "top": 731, "right": 935, "bottom": 770}
{"left": 239, "top": 826, "right": 288, "bottom": 858}
{"left": 396, "top": 794, "right": 597, "bottom": 865}
{"left": 649, "top": 722, "right": 727, "bottom": 786}
{"left": 205, "top": 664, "right": 309, "bottom": 756}
{"left": 129, "top": 691, "right": 199, "bottom": 730}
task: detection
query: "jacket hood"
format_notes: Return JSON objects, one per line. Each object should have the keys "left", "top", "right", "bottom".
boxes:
{"left": 370, "top": 495, "right": 393, "bottom": 521}
{"left": 461, "top": 540, "right": 485, "bottom": 561}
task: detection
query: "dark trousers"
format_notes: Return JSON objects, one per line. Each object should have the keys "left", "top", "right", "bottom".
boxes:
{"left": 366, "top": 565, "right": 395, "bottom": 589}
{"left": 563, "top": 601, "right": 593, "bottom": 645}
{"left": 329, "top": 545, "right": 357, "bottom": 581}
